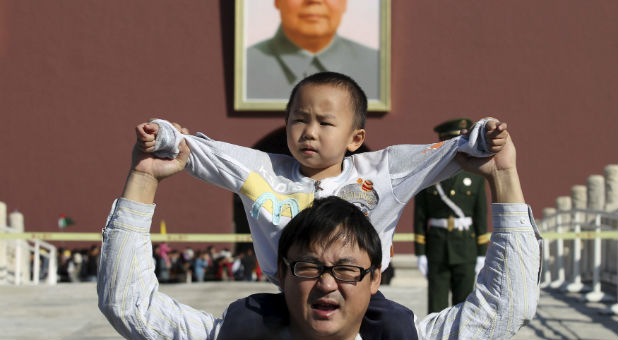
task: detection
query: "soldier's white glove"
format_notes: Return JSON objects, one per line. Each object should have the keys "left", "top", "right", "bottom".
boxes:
{"left": 475, "top": 256, "right": 486, "bottom": 276}
{"left": 417, "top": 255, "right": 428, "bottom": 278}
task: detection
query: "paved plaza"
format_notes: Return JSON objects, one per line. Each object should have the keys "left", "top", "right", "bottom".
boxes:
{"left": 1, "top": 268, "right": 616, "bottom": 339}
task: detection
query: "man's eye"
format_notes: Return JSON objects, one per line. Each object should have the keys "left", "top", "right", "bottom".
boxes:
{"left": 334, "top": 266, "right": 358, "bottom": 273}
{"left": 296, "top": 263, "right": 318, "bottom": 270}
{"left": 320, "top": 122, "right": 333, "bottom": 126}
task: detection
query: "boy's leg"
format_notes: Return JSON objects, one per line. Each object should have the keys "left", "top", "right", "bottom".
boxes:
{"left": 450, "top": 262, "right": 475, "bottom": 305}
{"left": 427, "top": 261, "right": 450, "bottom": 313}
{"left": 360, "top": 290, "right": 418, "bottom": 340}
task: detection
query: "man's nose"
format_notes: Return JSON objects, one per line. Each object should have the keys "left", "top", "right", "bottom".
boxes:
{"left": 315, "top": 270, "right": 338, "bottom": 291}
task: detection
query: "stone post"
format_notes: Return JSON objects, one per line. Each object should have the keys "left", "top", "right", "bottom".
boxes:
{"left": 584, "top": 175, "right": 610, "bottom": 302}
{"left": 0, "top": 202, "right": 6, "bottom": 284}
{"left": 565, "top": 185, "right": 587, "bottom": 292}
{"left": 605, "top": 165, "right": 618, "bottom": 211}
{"left": 604, "top": 165, "right": 618, "bottom": 314}
{"left": 8, "top": 210, "right": 29, "bottom": 285}
{"left": 551, "top": 197, "right": 570, "bottom": 289}
{"left": 540, "top": 207, "right": 556, "bottom": 288}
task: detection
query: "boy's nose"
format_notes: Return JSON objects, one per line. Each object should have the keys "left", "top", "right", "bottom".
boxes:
{"left": 302, "top": 123, "right": 318, "bottom": 140}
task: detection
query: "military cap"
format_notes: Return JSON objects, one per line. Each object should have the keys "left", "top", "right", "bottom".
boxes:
{"left": 434, "top": 118, "right": 473, "bottom": 140}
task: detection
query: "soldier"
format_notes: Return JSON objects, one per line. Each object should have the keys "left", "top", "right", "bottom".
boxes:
{"left": 414, "top": 118, "right": 491, "bottom": 313}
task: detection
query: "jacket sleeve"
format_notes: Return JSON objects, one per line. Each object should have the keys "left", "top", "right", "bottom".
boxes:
{"left": 97, "top": 198, "right": 222, "bottom": 340}
{"left": 388, "top": 119, "right": 495, "bottom": 204}
{"left": 151, "top": 119, "right": 271, "bottom": 194}
{"left": 415, "top": 203, "right": 542, "bottom": 340}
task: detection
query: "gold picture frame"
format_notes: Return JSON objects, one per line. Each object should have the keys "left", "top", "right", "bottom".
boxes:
{"left": 234, "top": 0, "right": 391, "bottom": 111}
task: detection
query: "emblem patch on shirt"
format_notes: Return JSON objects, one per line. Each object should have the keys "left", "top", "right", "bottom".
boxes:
{"left": 337, "top": 178, "right": 379, "bottom": 216}
{"left": 422, "top": 141, "right": 445, "bottom": 155}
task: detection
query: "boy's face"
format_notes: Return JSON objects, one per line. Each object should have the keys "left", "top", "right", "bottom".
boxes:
{"left": 279, "top": 233, "right": 380, "bottom": 339}
{"left": 286, "top": 84, "right": 365, "bottom": 180}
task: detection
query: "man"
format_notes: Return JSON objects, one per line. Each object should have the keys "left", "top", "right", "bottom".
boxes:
{"left": 414, "top": 118, "right": 492, "bottom": 313}
{"left": 246, "top": 0, "right": 379, "bottom": 99}
{"left": 98, "top": 121, "right": 541, "bottom": 339}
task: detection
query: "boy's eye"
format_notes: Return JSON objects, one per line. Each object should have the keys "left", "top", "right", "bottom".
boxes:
{"left": 320, "top": 122, "right": 334, "bottom": 126}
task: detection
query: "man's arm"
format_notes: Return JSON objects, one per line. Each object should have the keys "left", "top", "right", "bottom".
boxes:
{"left": 415, "top": 131, "right": 542, "bottom": 339}
{"left": 98, "top": 135, "right": 223, "bottom": 339}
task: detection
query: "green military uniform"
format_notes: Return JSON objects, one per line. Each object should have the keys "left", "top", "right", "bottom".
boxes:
{"left": 413, "top": 118, "right": 490, "bottom": 313}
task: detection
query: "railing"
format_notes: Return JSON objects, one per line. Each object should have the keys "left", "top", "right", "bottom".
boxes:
{"left": 0, "top": 203, "right": 57, "bottom": 286}
{"left": 538, "top": 165, "right": 618, "bottom": 315}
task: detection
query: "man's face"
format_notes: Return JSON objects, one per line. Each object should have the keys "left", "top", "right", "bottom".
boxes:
{"left": 286, "top": 83, "right": 365, "bottom": 180}
{"left": 275, "top": 0, "right": 347, "bottom": 41}
{"left": 279, "top": 234, "right": 381, "bottom": 339}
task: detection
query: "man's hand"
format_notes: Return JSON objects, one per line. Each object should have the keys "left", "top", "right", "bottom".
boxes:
{"left": 457, "top": 120, "right": 515, "bottom": 178}
{"left": 456, "top": 120, "right": 524, "bottom": 203}
{"left": 132, "top": 121, "right": 190, "bottom": 181}
{"left": 122, "top": 122, "right": 190, "bottom": 204}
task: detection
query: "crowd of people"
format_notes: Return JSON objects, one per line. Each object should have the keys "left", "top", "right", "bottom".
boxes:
{"left": 152, "top": 244, "right": 263, "bottom": 283}
{"left": 30, "top": 241, "right": 395, "bottom": 285}
{"left": 30, "top": 244, "right": 101, "bottom": 283}
{"left": 30, "top": 243, "right": 264, "bottom": 284}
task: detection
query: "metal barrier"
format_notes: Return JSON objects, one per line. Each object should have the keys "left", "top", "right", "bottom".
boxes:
{"left": 539, "top": 165, "right": 618, "bottom": 315}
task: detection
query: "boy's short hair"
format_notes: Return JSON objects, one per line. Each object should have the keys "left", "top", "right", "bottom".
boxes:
{"left": 285, "top": 72, "right": 368, "bottom": 129}
{"left": 277, "top": 196, "right": 382, "bottom": 277}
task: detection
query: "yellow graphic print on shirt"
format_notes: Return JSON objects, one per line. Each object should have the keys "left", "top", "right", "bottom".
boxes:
{"left": 240, "top": 172, "right": 314, "bottom": 225}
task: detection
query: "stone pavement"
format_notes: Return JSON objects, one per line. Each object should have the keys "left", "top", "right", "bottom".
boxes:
{"left": 0, "top": 264, "right": 616, "bottom": 339}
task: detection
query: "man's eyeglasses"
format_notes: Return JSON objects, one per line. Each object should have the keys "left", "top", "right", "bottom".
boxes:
{"left": 283, "top": 258, "right": 374, "bottom": 282}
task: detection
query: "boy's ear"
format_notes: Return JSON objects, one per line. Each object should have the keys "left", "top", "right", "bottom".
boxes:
{"left": 347, "top": 128, "right": 366, "bottom": 153}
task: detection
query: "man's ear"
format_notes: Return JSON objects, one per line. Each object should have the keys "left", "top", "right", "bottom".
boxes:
{"left": 278, "top": 262, "right": 285, "bottom": 290}
{"left": 347, "top": 128, "right": 366, "bottom": 153}
{"left": 370, "top": 266, "right": 381, "bottom": 294}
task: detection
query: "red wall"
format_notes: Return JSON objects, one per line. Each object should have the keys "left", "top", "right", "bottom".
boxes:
{"left": 1, "top": 1, "right": 616, "bottom": 252}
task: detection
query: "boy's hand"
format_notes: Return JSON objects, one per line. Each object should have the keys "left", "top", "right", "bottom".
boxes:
{"left": 456, "top": 124, "right": 515, "bottom": 178}
{"left": 456, "top": 122, "right": 524, "bottom": 203}
{"left": 136, "top": 122, "right": 159, "bottom": 153}
{"left": 484, "top": 119, "right": 509, "bottom": 153}
{"left": 131, "top": 139, "right": 190, "bottom": 181}
{"left": 136, "top": 120, "right": 190, "bottom": 153}
{"left": 122, "top": 122, "right": 190, "bottom": 204}
{"left": 132, "top": 121, "right": 191, "bottom": 181}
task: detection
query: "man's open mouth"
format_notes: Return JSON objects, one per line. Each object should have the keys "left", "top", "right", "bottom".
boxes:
{"left": 311, "top": 302, "right": 339, "bottom": 311}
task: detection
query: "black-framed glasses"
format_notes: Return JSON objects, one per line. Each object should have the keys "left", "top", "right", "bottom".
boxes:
{"left": 283, "top": 258, "right": 374, "bottom": 282}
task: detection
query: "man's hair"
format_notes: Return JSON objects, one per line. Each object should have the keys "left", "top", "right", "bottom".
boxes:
{"left": 285, "top": 72, "right": 368, "bottom": 129}
{"left": 277, "top": 196, "right": 381, "bottom": 277}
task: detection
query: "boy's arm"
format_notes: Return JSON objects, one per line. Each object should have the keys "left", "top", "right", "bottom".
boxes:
{"left": 388, "top": 118, "right": 491, "bottom": 203}
{"left": 415, "top": 134, "right": 542, "bottom": 339}
{"left": 148, "top": 119, "right": 274, "bottom": 194}
{"left": 98, "top": 138, "right": 223, "bottom": 339}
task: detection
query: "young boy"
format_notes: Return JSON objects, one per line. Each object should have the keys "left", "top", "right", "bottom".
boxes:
{"left": 137, "top": 72, "right": 508, "bottom": 337}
